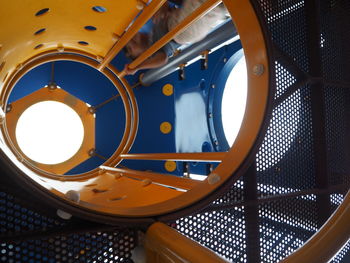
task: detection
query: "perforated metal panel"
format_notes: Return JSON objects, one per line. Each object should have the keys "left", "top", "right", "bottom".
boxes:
{"left": 331, "top": 240, "right": 350, "bottom": 263}
{"left": 274, "top": 62, "right": 297, "bottom": 99}
{"left": 320, "top": 0, "right": 350, "bottom": 83}
{"left": 175, "top": 208, "right": 247, "bottom": 262}
{"left": 0, "top": 191, "right": 64, "bottom": 235}
{"left": 259, "top": 196, "right": 318, "bottom": 263}
{"left": 0, "top": 190, "right": 137, "bottom": 263}
{"left": 257, "top": 0, "right": 309, "bottom": 73}
{"left": 1, "top": 231, "right": 136, "bottom": 263}
{"left": 256, "top": 85, "right": 316, "bottom": 195}
{"left": 324, "top": 86, "right": 350, "bottom": 185}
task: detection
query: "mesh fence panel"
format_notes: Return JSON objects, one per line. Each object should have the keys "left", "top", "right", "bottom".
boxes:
{"left": 0, "top": 190, "right": 136, "bottom": 263}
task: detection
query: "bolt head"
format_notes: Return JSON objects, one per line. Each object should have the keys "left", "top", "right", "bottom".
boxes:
{"left": 253, "top": 64, "right": 265, "bottom": 76}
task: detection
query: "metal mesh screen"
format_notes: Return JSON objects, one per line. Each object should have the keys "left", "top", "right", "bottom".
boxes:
{"left": 324, "top": 86, "right": 350, "bottom": 185}
{"left": 175, "top": 180, "right": 246, "bottom": 262}
{"left": 256, "top": 85, "right": 316, "bottom": 195}
{"left": 0, "top": 231, "right": 135, "bottom": 263}
{"left": 0, "top": 190, "right": 136, "bottom": 263}
{"left": 259, "top": 196, "right": 318, "bottom": 263}
{"left": 175, "top": 207, "right": 247, "bottom": 262}
{"left": 257, "top": 0, "right": 309, "bottom": 73}
{"left": 274, "top": 61, "right": 297, "bottom": 99}
{"left": 320, "top": 0, "right": 350, "bottom": 83}
{"left": 0, "top": 191, "right": 64, "bottom": 236}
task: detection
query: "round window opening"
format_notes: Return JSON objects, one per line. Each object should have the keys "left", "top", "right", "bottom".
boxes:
{"left": 16, "top": 101, "right": 84, "bottom": 164}
{"left": 221, "top": 55, "right": 248, "bottom": 146}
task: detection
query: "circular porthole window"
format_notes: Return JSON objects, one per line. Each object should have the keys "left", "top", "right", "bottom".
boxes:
{"left": 16, "top": 101, "right": 84, "bottom": 164}
{"left": 210, "top": 49, "right": 248, "bottom": 151}
{"left": 221, "top": 55, "right": 248, "bottom": 146}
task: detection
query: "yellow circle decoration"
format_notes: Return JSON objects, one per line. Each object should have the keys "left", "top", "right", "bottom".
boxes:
{"left": 160, "top": 121, "right": 172, "bottom": 134}
{"left": 164, "top": 161, "right": 177, "bottom": 172}
{"left": 162, "top": 84, "right": 174, "bottom": 96}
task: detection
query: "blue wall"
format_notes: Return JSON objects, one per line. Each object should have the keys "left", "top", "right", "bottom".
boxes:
{"left": 9, "top": 39, "right": 242, "bottom": 176}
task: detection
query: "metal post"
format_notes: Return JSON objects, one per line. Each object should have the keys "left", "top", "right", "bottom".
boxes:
{"left": 305, "top": 0, "right": 331, "bottom": 227}
{"left": 141, "top": 20, "right": 237, "bottom": 86}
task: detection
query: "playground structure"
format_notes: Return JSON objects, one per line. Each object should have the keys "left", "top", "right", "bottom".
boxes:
{"left": 0, "top": 0, "right": 349, "bottom": 262}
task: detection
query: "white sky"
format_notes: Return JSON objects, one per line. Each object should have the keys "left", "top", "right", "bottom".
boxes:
{"left": 16, "top": 101, "right": 84, "bottom": 164}
{"left": 222, "top": 57, "right": 248, "bottom": 146}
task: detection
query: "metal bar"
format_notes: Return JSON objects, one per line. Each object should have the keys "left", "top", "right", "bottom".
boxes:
{"left": 50, "top": 62, "right": 55, "bottom": 83}
{"left": 274, "top": 43, "right": 309, "bottom": 78}
{"left": 204, "top": 183, "right": 349, "bottom": 212}
{"left": 94, "top": 152, "right": 108, "bottom": 161}
{"left": 120, "top": 152, "right": 226, "bottom": 162}
{"left": 274, "top": 77, "right": 309, "bottom": 106}
{"left": 141, "top": 20, "right": 237, "bottom": 86}
{"left": 323, "top": 80, "right": 350, "bottom": 88}
{"left": 145, "top": 222, "right": 230, "bottom": 263}
{"left": 243, "top": 162, "right": 261, "bottom": 263}
{"left": 305, "top": 0, "right": 331, "bottom": 228}
{"left": 100, "top": 166, "right": 200, "bottom": 190}
{"left": 98, "top": 0, "right": 168, "bottom": 70}
{"left": 121, "top": 0, "right": 223, "bottom": 78}
{"left": 93, "top": 94, "right": 120, "bottom": 110}
{"left": 0, "top": 222, "right": 124, "bottom": 243}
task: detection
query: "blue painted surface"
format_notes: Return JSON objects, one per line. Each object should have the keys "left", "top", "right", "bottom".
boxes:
{"left": 8, "top": 63, "right": 52, "bottom": 102}
{"left": 9, "top": 37, "right": 242, "bottom": 176}
{"left": 122, "top": 40, "right": 242, "bottom": 176}
{"left": 10, "top": 61, "right": 124, "bottom": 175}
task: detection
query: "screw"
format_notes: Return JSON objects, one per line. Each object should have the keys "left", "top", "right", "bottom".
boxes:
{"left": 6, "top": 104, "right": 12, "bottom": 113}
{"left": 208, "top": 173, "right": 221, "bottom": 185}
{"left": 253, "top": 64, "right": 265, "bottom": 76}
{"left": 136, "top": 0, "right": 144, "bottom": 10}
{"left": 88, "top": 107, "right": 96, "bottom": 114}
{"left": 96, "top": 56, "right": 103, "bottom": 63}
{"left": 57, "top": 46, "right": 64, "bottom": 52}
{"left": 88, "top": 149, "right": 96, "bottom": 156}
{"left": 48, "top": 82, "right": 57, "bottom": 90}
{"left": 16, "top": 64, "right": 23, "bottom": 70}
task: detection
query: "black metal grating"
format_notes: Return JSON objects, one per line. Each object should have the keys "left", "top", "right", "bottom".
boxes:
{"left": 0, "top": 191, "right": 64, "bottom": 236}
{"left": 257, "top": 0, "right": 309, "bottom": 73}
{"left": 0, "top": 190, "right": 136, "bottom": 263}
{"left": 256, "top": 86, "right": 316, "bottom": 196}
{"left": 320, "top": 0, "right": 350, "bottom": 83}
{"left": 212, "top": 180, "right": 244, "bottom": 205}
{"left": 324, "top": 86, "right": 350, "bottom": 185}
{"left": 331, "top": 240, "right": 350, "bottom": 263}
{"left": 330, "top": 193, "right": 345, "bottom": 207}
{"left": 175, "top": 207, "right": 247, "bottom": 262}
{"left": 274, "top": 61, "right": 297, "bottom": 99}
{"left": 0, "top": 231, "right": 136, "bottom": 263}
{"left": 259, "top": 196, "right": 318, "bottom": 263}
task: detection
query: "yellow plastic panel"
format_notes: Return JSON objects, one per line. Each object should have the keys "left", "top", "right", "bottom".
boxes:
{"left": 0, "top": 0, "right": 143, "bottom": 87}
{"left": 76, "top": 174, "right": 184, "bottom": 211}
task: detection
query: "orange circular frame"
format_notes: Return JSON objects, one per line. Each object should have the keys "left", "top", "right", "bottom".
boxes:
{"left": 0, "top": 0, "right": 271, "bottom": 220}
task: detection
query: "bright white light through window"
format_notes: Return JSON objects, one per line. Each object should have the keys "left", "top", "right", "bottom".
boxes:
{"left": 16, "top": 101, "right": 84, "bottom": 164}
{"left": 221, "top": 56, "right": 248, "bottom": 146}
